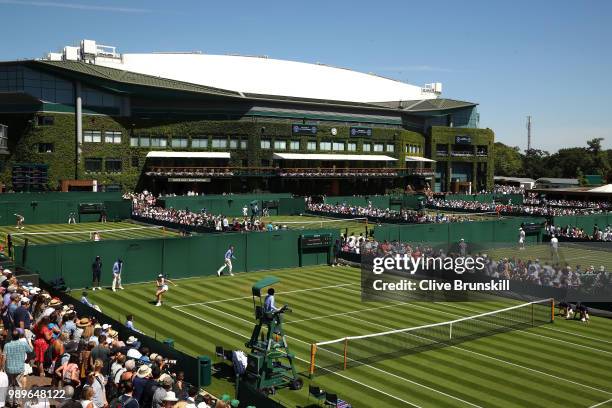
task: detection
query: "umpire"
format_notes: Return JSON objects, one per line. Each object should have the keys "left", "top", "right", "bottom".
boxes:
{"left": 92, "top": 256, "right": 102, "bottom": 291}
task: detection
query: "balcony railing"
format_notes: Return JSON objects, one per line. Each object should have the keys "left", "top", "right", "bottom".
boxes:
{"left": 145, "top": 166, "right": 434, "bottom": 178}
{"left": 436, "top": 151, "right": 449, "bottom": 156}
{"left": 450, "top": 151, "right": 474, "bottom": 157}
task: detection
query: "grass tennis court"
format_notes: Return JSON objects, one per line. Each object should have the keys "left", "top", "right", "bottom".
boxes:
{"left": 263, "top": 215, "right": 370, "bottom": 236}
{"left": 484, "top": 242, "right": 612, "bottom": 271}
{"left": 0, "top": 221, "right": 179, "bottom": 247}
{"left": 82, "top": 265, "right": 612, "bottom": 408}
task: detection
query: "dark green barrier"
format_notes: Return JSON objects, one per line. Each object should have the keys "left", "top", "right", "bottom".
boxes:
{"left": 0, "top": 192, "right": 129, "bottom": 225}
{"left": 16, "top": 229, "right": 337, "bottom": 288}
{"left": 551, "top": 214, "right": 612, "bottom": 234}
{"left": 372, "top": 217, "right": 545, "bottom": 245}
{"left": 278, "top": 198, "right": 306, "bottom": 215}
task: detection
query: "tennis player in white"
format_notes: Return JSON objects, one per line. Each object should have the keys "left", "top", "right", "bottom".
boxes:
{"left": 155, "top": 273, "right": 176, "bottom": 306}
{"left": 518, "top": 227, "right": 526, "bottom": 250}
{"left": 550, "top": 235, "right": 559, "bottom": 263}
{"left": 217, "top": 245, "right": 236, "bottom": 276}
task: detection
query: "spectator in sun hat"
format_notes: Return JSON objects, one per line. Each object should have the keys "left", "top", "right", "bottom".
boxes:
{"left": 133, "top": 364, "right": 153, "bottom": 402}
{"left": 162, "top": 392, "right": 179, "bottom": 408}
{"left": 152, "top": 373, "right": 174, "bottom": 408}
{"left": 126, "top": 335, "right": 141, "bottom": 349}
{"left": 14, "top": 296, "right": 32, "bottom": 331}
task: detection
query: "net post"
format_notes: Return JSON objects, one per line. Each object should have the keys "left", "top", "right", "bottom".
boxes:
{"left": 309, "top": 343, "right": 317, "bottom": 377}
{"left": 551, "top": 298, "right": 555, "bottom": 322}
{"left": 343, "top": 338, "right": 348, "bottom": 370}
{"left": 531, "top": 303, "right": 534, "bottom": 327}
{"left": 449, "top": 322, "right": 453, "bottom": 340}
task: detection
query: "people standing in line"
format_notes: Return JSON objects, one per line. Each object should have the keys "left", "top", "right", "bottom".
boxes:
{"left": 92, "top": 256, "right": 102, "bottom": 291}
{"left": 216, "top": 245, "right": 236, "bottom": 277}
{"left": 112, "top": 259, "right": 124, "bottom": 292}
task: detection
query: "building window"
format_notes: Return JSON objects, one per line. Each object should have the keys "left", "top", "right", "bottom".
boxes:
{"left": 229, "top": 139, "right": 239, "bottom": 149}
{"left": 171, "top": 137, "right": 188, "bottom": 148}
{"left": 130, "top": 137, "right": 139, "bottom": 147}
{"left": 386, "top": 144, "right": 395, "bottom": 152}
{"left": 363, "top": 143, "right": 371, "bottom": 152}
{"left": 151, "top": 137, "right": 167, "bottom": 148}
{"left": 261, "top": 159, "right": 270, "bottom": 167}
{"left": 347, "top": 142, "right": 357, "bottom": 152}
{"left": 139, "top": 136, "right": 150, "bottom": 147}
{"left": 211, "top": 138, "right": 227, "bottom": 148}
{"left": 274, "top": 140, "right": 287, "bottom": 150}
{"left": 374, "top": 143, "right": 384, "bottom": 152}
{"left": 260, "top": 139, "right": 271, "bottom": 149}
{"left": 240, "top": 140, "right": 248, "bottom": 149}
{"left": 332, "top": 142, "right": 345, "bottom": 151}
{"left": 192, "top": 138, "right": 208, "bottom": 149}
{"left": 105, "top": 158, "right": 122, "bottom": 173}
{"left": 289, "top": 140, "right": 300, "bottom": 150}
{"left": 84, "top": 158, "right": 102, "bottom": 172}
{"left": 131, "top": 156, "right": 139, "bottom": 167}
{"left": 37, "top": 116, "right": 54, "bottom": 126}
{"left": 83, "top": 130, "right": 101, "bottom": 143}
{"left": 104, "top": 131, "right": 122, "bottom": 144}
{"left": 319, "top": 141, "right": 332, "bottom": 151}
{"left": 307, "top": 141, "right": 317, "bottom": 151}
{"left": 37, "top": 143, "right": 54, "bottom": 153}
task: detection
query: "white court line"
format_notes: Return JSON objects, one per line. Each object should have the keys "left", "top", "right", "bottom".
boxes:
{"left": 172, "top": 283, "right": 355, "bottom": 308}
{"left": 190, "top": 302, "right": 482, "bottom": 408}
{"left": 286, "top": 302, "right": 407, "bottom": 324}
{"left": 590, "top": 398, "right": 612, "bottom": 408}
{"left": 173, "top": 306, "right": 423, "bottom": 408}
{"left": 339, "top": 285, "right": 612, "bottom": 356}
{"left": 339, "top": 310, "right": 612, "bottom": 398}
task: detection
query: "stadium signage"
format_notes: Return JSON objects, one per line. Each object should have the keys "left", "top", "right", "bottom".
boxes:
{"left": 455, "top": 135, "right": 472, "bottom": 144}
{"left": 292, "top": 124, "right": 318, "bottom": 135}
{"left": 350, "top": 127, "right": 373, "bottom": 137}
{"left": 168, "top": 178, "right": 211, "bottom": 183}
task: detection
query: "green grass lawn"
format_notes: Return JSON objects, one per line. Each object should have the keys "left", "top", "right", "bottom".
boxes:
{"left": 263, "top": 215, "right": 370, "bottom": 237}
{"left": 0, "top": 221, "right": 179, "bottom": 247}
{"left": 82, "top": 265, "right": 612, "bottom": 408}
{"left": 483, "top": 242, "right": 612, "bottom": 271}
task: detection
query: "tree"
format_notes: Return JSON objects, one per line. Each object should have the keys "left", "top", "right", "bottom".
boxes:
{"left": 522, "top": 148, "right": 555, "bottom": 179}
{"left": 493, "top": 142, "right": 523, "bottom": 176}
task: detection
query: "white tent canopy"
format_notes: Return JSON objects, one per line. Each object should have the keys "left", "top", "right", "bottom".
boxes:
{"left": 146, "top": 151, "right": 230, "bottom": 159}
{"left": 405, "top": 156, "right": 435, "bottom": 162}
{"left": 272, "top": 153, "right": 397, "bottom": 161}
{"left": 588, "top": 184, "right": 612, "bottom": 193}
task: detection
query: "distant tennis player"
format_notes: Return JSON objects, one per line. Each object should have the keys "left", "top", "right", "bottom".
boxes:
{"left": 550, "top": 235, "right": 559, "bottom": 263}
{"left": 112, "top": 258, "right": 124, "bottom": 291}
{"left": 155, "top": 273, "right": 176, "bottom": 307}
{"left": 14, "top": 213, "right": 24, "bottom": 230}
{"left": 518, "top": 227, "right": 525, "bottom": 250}
{"left": 217, "top": 245, "right": 236, "bottom": 276}
{"left": 68, "top": 212, "right": 77, "bottom": 224}
{"left": 458, "top": 238, "right": 467, "bottom": 257}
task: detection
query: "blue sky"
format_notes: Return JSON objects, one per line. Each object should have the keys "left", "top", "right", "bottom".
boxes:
{"left": 1, "top": 0, "right": 611, "bottom": 152}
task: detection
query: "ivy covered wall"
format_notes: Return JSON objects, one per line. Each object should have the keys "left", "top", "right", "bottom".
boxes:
{"left": 1, "top": 111, "right": 428, "bottom": 191}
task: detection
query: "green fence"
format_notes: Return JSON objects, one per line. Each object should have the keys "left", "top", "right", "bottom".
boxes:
{"left": 159, "top": 194, "right": 293, "bottom": 216}
{"left": 15, "top": 229, "right": 337, "bottom": 289}
{"left": 551, "top": 214, "right": 612, "bottom": 233}
{"left": 373, "top": 218, "right": 545, "bottom": 244}
{"left": 0, "top": 192, "right": 130, "bottom": 225}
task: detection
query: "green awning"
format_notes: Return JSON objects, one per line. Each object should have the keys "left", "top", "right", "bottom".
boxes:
{"left": 252, "top": 276, "right": 280, "bottom": 297}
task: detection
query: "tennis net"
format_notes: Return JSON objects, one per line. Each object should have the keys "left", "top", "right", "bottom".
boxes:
{"left": 309, "top": 298, "right": 554, "bottom": 376}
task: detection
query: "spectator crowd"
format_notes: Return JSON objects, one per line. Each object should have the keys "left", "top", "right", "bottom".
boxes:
{"left": 0, "top": 267, "right": 236, "bottom": 408}
{"left": 545, "top": 223, "right": 612, "bottom": 242}
{"left": 426, "top": 197, "right": 611, "bottom": 217}
{"left": 128, "top": 192, "right": 280, "bottom": 233}
{"left": 307, "top": 202, "right": 476, "bottom": 224}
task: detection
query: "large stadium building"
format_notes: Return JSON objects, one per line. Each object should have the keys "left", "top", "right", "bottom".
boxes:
{"left": 0, "top": 39, "right": 493, "bottom": 195}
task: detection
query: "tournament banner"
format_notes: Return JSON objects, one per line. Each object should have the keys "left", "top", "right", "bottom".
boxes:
{"left": 455, "top": 135, "right": 472, "bottom": 144}
{"left": 350, "top": 126, "right": 373, "bottom": 137}
{"left": 292, "top": 124, "right": 318, "bottom": 135}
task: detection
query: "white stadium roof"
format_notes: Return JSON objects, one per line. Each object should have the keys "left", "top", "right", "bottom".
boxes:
{"left": 146, "top": 151, "right": 230, "bottom": 159}
{"left": 50, "top": 40, "right": 441, "bottom": 104}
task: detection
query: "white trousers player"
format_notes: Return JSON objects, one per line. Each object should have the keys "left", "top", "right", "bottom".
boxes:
{"left": 217, "top": 259, "right": 234, "bottom": 276}
{"left": 112, "top": 272, "right": 123, "bottom": 291}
